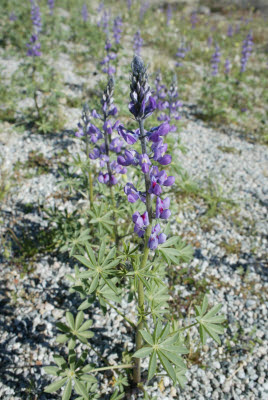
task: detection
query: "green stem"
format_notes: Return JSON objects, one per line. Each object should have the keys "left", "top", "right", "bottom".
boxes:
{"left": 90, "top": 363, "right": 134, "bottom": 373}
{"left": 133, "top": 119, "right": 153, "bottom": 384}
{"left": 32, "top": 64, "right": 41, "bottom": 120}
{"left": 87, "top": 343, "right": 110, "bottom": 366}
{"left": 178, "top": 322, "right": 198, "bottom": 332}
{"left": 104, "top": 299, "right": 136, "bottom": 329}
{"left": 85, "top": 128, "right": 93, "bottom": 206}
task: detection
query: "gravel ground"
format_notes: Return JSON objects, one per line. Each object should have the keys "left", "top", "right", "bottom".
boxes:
{"left": 0, "top": 111, "right": 267, "bottom": 399}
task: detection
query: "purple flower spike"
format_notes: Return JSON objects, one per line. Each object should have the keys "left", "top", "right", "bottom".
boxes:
{"left": 124, "top": 183, "right": 140, "bottom": 203}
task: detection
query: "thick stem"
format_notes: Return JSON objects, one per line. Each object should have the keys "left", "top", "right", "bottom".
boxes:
{"left": 133, "top": 119, "right": 153, "bottom": 384}
{"left": 90, "top": 364, "right": 134, "bottom": 373}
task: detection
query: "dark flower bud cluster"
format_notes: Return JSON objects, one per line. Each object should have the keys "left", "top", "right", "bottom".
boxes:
{"left": 211, "top": 44, "right": 221, "bottom": 76}
{"left": 118, "top": 56, "right": 175, "bottom": 250}
{"left": 27, "top": 0, "right": 42, "bottom": 57}
{"left": 133, "top": 30, "right": 143, "bottom": 56}
{"left": 240, "top": 31, "right": 253, "bottom": 74}
{"left": 76, "top": 78, "right": 125, "bottom": 186}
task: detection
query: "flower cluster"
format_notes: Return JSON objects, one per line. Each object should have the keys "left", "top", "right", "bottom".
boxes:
{"left": 118, "top": 56, "right": 175, "bottom": 250}
{"left": 139, "top": 1, "right": 150, "bottom": 21}
{"left": 224, "top": 58, "right": 231, "bottom": 76}
{"left": 158, "top": 75, "right": 182, "bottom": 132}
{"left": 166, "top": 4, "right": 172, "bottom": 26}
{"left": 81, "top": 4, "right": 88, "bottom": 23}
{"left": 27, "top": 1, "right": 42, "bottom": 57}
{"left": 211, "top": 44, "right": 221, "bottom": 76}
{"left": 175, "top": 44, "right": 189, "bottom": 67}
{"left": 227, "top": 24, "right": 233, "bottom": 37}
{"left": 47, "top": 0, "right": 55, "bottom": 15}
{"left": 133, "top": 30, "right": 143, "bottom": 55}
{"left": 190, "top": 12, "right": 198, "bottom": 29}
{"left": 98, "top": 8, "right": 110, "bottom": 36}
{"left": 113, "top": 16, "right": 123, "bottom": 45}
{"left": 76, "top": 78, "right": 125, "bottom": 186}
{"left": 240, "top": 31, "right": 253, "bottom": 74}
{"left": 127, "top": 0, "right": 132, "bottom": 11}
{"left": 153, "top": 71, "right": 166, "bottom": 111}
{"left": 101, "top": 39, "right": 117, "bottom": 76}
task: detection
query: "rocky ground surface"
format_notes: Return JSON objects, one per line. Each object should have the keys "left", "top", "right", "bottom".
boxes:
{"left": 0, "top": 104, "right": 267, "bottom": 399}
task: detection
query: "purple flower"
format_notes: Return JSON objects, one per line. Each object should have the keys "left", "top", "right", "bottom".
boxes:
{"left": 26, "top": 34, "right": 41, "bottom": 57}
{"left": 156, "top": 197, "right": 171, "bottom": 219}
{"left": 211, "top": 44, "right": 221, "bottom": 76}
{"left": 224, "top": 58, "right": 231, "bottom": 75}
{"left": 82, "top": 4, "right": 88, "bottom": 22}
{"left": 117, "top": 124, "right": 138, "bottom": 144}
{"left": 47, "top": 0, "right": 54, "bottom": 15}
{"left": 139, "top": 1, "right": 150, "bottom": 21}
{"left": 227, "top": 24, "right": 233, "bottom": 37}
{"left": 113, "top": 16, "right": 123, "bottom": 44}
{"left": 9, "top": 12, "right": 17, "bottom": 21}
{"left": 139, "top": 154, "right": 151, "bottom": 174}
{"left": 133, "top": 30, "right": 143, "bottom": 55}
{"left": 133, "top": 211, "right": 149, "bottom": 237}
{"left": 118, "top": 149, "right": 139, "bottom": 166}
{"left": 124, "top": 183, "right": 140, "bottom": 203}
{"left": 30, "top": 0, "right": 42, "bottom": 33}
{"left": 109, "top": 138, "right": 124, "bottom": 153}
{"left": 148, "top": 224, "right": 167, "bottom": 249}
{"left": 190, "top": 12, "right": 198, "bottom": 29}
{"left": 240, "top": 31, "right": 253, "bottom": 74}
{"left": 166, "top": 4, "right": 172, "bottom": 26}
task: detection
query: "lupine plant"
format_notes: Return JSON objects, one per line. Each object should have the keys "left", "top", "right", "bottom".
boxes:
{"left": 240, "top": 31, "right": 253, "bottom": 74}
{"left": 44, "top": 56, "right": 225, "bottom": 399}
{"left": 133, "top": 30, "right": 143, "bottom": 55}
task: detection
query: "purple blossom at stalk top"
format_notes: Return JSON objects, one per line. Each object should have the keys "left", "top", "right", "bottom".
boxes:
{"left": 190, "top": 11, "right": 198, "bottom": 29}
{"left": 47, "top": 0, "right": 55, "bottom": 15}
{"left": 133, "top": 30, "right": 143, "bottom": 55}
{"left": 30, "top": 0, "right": 42, "bottom": 33}
{"left": 75, "top": 79, "right": 125, "bottom": 187}
{"left": 158, "top": 75, "right": 182, "bottom": 132}
{"left": 98, "top": 9, "right": 110, "bottom": 36}
{"left": 207, "top": 36, "right": 213, "bottom": 47}
{"left": 101, "top": 39, "right": 117, "bottom": 76}
{"left": 9, "top": 12, "right": 18, "bottom": 21}
{"left": 26, "top": 34, "right": 41, "bottom": 57}
{"left": 81, "top": 4, "right": 88, "bottom": 22}
{"left": 211, "top": 44, "right": 221, "bottom": 76}
{"left": 118, "top": 56, "right": 175, "bottom": 249}
{"left": 227, "top": 24, "right": 233, "bottom": 37}
{"left": 153, "top": 71, "right": 166, "bottom": 110}
{"left": 113, "top": 16, "right": 123, "bottom": 45}
{"left": 127, "top": 0, "right": 132, "bottom": 11}
{"left": 224, "top": 58, "right": 231, "bottom": 76}
{"left": 175, "top": 44, "right": 189, "bottom": 67}
{"left": 240, "top": 31, "right": 253, "bottom": 74}
{"left": 166, "top": 4, "right": 172, "bottom": 26}
{"left": 139, "top": 0, "right": 150, "bottom": 21}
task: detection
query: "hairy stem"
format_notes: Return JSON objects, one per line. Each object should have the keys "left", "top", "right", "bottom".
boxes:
{"left": 133, "top": 119, "right": 152, "bottom": 384}
{"left": 90, "top": 363, "right": 134, "bottom": 373}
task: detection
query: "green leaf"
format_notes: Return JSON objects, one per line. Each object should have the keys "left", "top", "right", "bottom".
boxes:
{"left": 62, "top": 379, "right": 72, "bottom": 400}
{"left": 44, "top": 377, "right": 67, "bottom": 393}
{"left": 160, "top": 350, "right": 186, "bottom": 369}
{"left": 75, "top": 311, "right": 84, "bottom": 330}
{"left": 98, "top": 239, "right": 106, "bottom": 264}
{"left": 148, "top": 351, "right": 157, "bottom": 381}
{"left": 66, "top": 312, "right": 75, "bottom": 330}
{"left": 157, "top": 351, "right": 176, "bottom": 383}
{"left": 56, "top": 322, "right": 70, "bottom": 333}
{"left": 88, "top": 274, "right": 99, "bottom": 294}
{"left": 43, "top": 366, "right": 59, "bottom": 376}
{"left": 56, "top": 334, "right": 69, "bottom": 344}
{"left": 154, "top": 320, "right": 163, "bottom": 342}
{"left": 74, "top": 378, "right": 88, "bottom": 399}
{"left": 74, "top": 255, "right": 94, "bottom": 269}
{"left": 140, "top": 330, "right": 154, "bottom": 346}
{"left": 85, "top": 243, "right": 97, "bottom": 265}
{"left": 78, "top": 319, "right": 93, "bottom": 332}
{"left": 133, "top": 346, "right": 153, "bottom": 358}
{"left": 53, "top": 355, "right": 67, "bottom": 368}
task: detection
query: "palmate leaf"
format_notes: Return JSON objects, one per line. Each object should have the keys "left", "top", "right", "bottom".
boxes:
{"left": 45, "top": 349, "right": 97, "bottom": 399}
{"left": 88, "top": 204, "right": 115, "bottom": 235}
{"left": 133, "top": 321, "right": 188, "bottom": 383}
{"left": 74, "top": 242, "right": 120, "bottom": 297}
{"left": 157, "top": 236, "right": 193, "bottom": 266}
{"left": 195, "top": 296, "right": 226, "bottom": 345}
{"left": 56, "top": 311, "right": 94, "bottom": 349}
